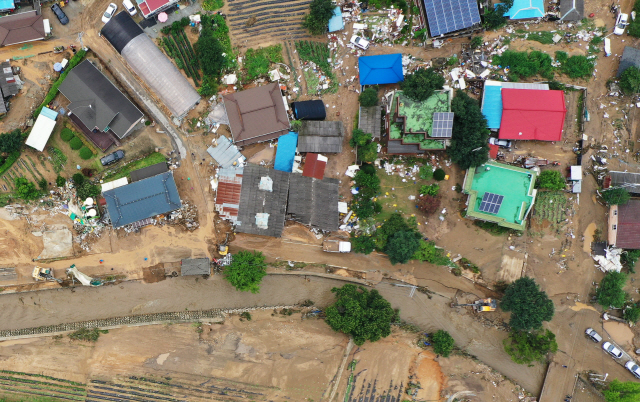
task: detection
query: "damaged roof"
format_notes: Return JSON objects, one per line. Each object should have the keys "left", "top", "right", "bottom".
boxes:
{"left": 615, "top": 200, "right": 640, "bottom": 249}
{"left": 359, "top": 106, "right": 382, "bottom": 139}
{"left": 215, "top": 166, "right": 243, "bottom": 223}
{"left": 207, "top": 135, "right": 245, "bottom": 168}
{"left": 236, "top": 164, "right": 290, "bottom": 237}
{"left": 298, "top": 121, "right": 344, "bottom": 153}
{"left": 223, "top": 83, "right": 290, "bottom": 146}
{"left": 302, "top": 153, "right": 327, "bottom": 180}
{"left": 287, "top": 174, "right": 339, "bottom": 232}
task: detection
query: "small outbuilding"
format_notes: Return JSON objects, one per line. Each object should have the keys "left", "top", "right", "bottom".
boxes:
{"left": 559, "top": 0, "right": 584, "bottom": 21}
{"left": 617, "top": 46, "right": 640, "bottom": 77}
{"left": 358, "top": 106, "right": 382, "bottom": 139}
{"left": 25, "top": 107, "right": 57, "bottom": 152}
{"left": 302, "top": 153, "right": 327, "bottom": 180}
{"left": 328, "top": 6, "right": 344, "bottom": 32}
{"left": 292, "top": 100, "right": 326, "bottom": 120}
{"left": 274, "top": 132, "right": 298, "bottom": 173}
{"left": 181, "top": 258, "right": 210, "bottom": 276}
{"left": 207, "top": 135, "right": 245, "bottom": 168}
{"left": 358, "top": 54, "right": 404, "bottom": 86}
{"left": 215, "top": 166, "right": 244, "bottom": 224}
{"left": 606, "top": 171, "right": 640, "bottom": 194}
{"left": 298, "top": 121, "right": 344, "bottom": 153}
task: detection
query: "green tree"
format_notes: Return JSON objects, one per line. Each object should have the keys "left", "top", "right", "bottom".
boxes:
{"left": 501, "top": 277, "right": 554, "bottom": 331}
{"left": 431, "top": 329, "right": 455, "bottom": 357}
{"left": 72, "top": 173, "right": 85, "bottom": 185}
{"left": 597, "top": 271, "right": 627, "bottom": 309}
{"left": 503, "top": 329, "right": 558, "bottom": 364}
{"left": 602, "top": 188, "right": 631, "bottom": 205}
{"left": 38, "top": 178, "right": 47, "bottom": 191}
{"left": 400, "top": 68, "right": 445, "bottom": 102}
{"left": 79, "top": 147, "right": 94, "bottom": 160}
{"left": 622, "top": 249, "right": 640, "bottom": 273}
{"left": 195, "top": 30, "right": 226, "bottom": 77}
{"left": 352, "top": 235, "right": 376, "bottom": 254}
{"left": 223, "top": 250, "right": 267, "bottom": 293}
{"left": 419, "top": 164, "right": 433, "bottom": 180}
{"left": 412, "top": 240, "right": 451, "bottom": 265}
{"left": 561, "top": 55, "right": 594, "bottom": 79}
{"left": 385, "top": 230, "right": 421, "bottom": 265}
{"left": 354, "top": 169, "right": 380, "bottom": 197}
{"left": 55, "top": 175, "right": 66, "bottom": 187}
{"left": 536, "top": 170, "right": 565, "bottom": 190}
{"left": 302, "top": 0, "right": 335, "bottom": 35}
{"left": 603, "top": 380, "right": 640, "bottom": 402}
{"left": 483, "top": 0, "right": 514, "bottom": 30}
{"left": 198, "top": 75, "right": 219, "bottom": 97}
{"left": 448, "top": 91, "right": 489, "bottom": 170}
{"left": 433, "top": 168, "right": 446, "bottom": 181}
{"left": 14, "top": 177, "right": 40, "bottom": 200}
{"left": 0, "top": 129, "right": 23, "bottom": 154}
{"left": 324, "top": 284, "right": 395, "bottom": 345}
{"left": 350, "top": 128, "right": 372, "bottom": 148}
{"left": 359, "top": 87, "right": 378, "bottom": 107}
{"left": 358, "top": 141, "right": 378, "bottom": 163}
{"left": 374, "top": 213, "right": 416, "bottom": 250}
{"left": 76, "top": 182, "right": 100, "bottom": 200}
{"left": 624, "top": 303, "right": 640, "bottom": 323}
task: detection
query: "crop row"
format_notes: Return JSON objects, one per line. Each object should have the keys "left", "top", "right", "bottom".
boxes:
{"left": 0, "top": 375, "right": 85, "bottom": 391}
{"left": 0, "top": 370, "right": 85, "bottom": 387}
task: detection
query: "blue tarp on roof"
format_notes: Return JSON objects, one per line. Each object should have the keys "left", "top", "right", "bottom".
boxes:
{"left": 328, "top": 6, "right": 344, "bottom": 32}
{"left": 504, "top": 0, "right": 544, "bottom": 19}
{"left": 274, "top": 132, "right": 298, "bottom": 172}
{"left": 40, "top": 107, "right": 58, "bottom": 121}
{"left": 359, "top": 54, "right": 404, "bottom": 85}
{"left": 0, "top": 0, "right": 14, "bottom": 10}
{"left": 104, "top": 171, "right": 182, "bottom": 228}
{"left": 481, "top": 85, "right": 503, "bottom": 130}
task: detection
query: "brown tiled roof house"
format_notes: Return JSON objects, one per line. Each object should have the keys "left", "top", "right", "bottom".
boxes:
{"left": 0, "top": 11, "right": 46, "bottom": 47}
{"left": 609, "top": 200, "right": 640, "bottom": 249}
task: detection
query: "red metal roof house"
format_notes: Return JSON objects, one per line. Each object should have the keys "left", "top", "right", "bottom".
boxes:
{"left": 302, "top": 153, "right": 327, "bottom": 180}
{"left": 498, "top": 89, "right": 566, "bottom": 142}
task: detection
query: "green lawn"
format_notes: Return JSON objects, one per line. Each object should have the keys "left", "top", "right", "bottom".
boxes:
{"left": 102, "top": 152, "right": 167, "bottom": 181}
{"left": 375, "top": 166, "right": 425, "bottom": 223}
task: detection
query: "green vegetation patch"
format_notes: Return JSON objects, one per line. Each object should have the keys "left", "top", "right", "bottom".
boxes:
{"left": 243, "top": 45, "right": 283, "bottom": 81}
{"left": 103, "top": 152, "right": 166, "bottom": 181}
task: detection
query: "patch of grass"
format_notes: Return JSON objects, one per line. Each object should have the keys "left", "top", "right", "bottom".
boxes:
{"left": 493, "top": 50, "right": 554, "bottom": 81}
{"left": 47, "top": 147, "right": 67, "bottom": 173}
{"left": 202, "top": 0, "right": 223, "bottom": 11}
{"left": 525, "top": 31, "right": 556, "bottom": 45}
{"left": 243, "top": 45, "right": 283, "bottom": 81}
{"left": 102, "top": 152, "right": 167, "bottom": 181}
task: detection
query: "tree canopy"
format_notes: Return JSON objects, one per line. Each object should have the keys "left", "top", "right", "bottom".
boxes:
{"left": 501, "top": 277, "right": 554, "bottom": 331}
{"left": 602, "top": 188, "right": 631, "bottom": 205}
{"left": 620, "top": 66, "right": 640, "bottom": 94}
{"left": 448, "top": 90, "right": 489, "bottom": 170}
{"left": 503, "top": 329, "right": 558, "bottom": 364}
{"left": 603, "top": 380, "right": 640, "bottom": 402}
{"left": 350, "top": 129, "right": 377, "bottom": 163}
{"left": 0, "top": 129, "right": 23, "bottom": 155}
{"left": 374, "top": 213, "right": 417, "bottom": 250}
{"left": 432, "top": 330, "right": 455, "bottom": 357}
{"left": 536, "top": 170, "right": 566, "bottom": 191}
{"left": 597, "top": 271, "right": 627, "bottom": 309}
{"left": 302, "top": 0, "right": 335, "bottom": 35}
{"left": 359, "top": 87, "right": 378, "bottom": 107}
{"left": 195, "top": 29, "right": 226, "bottom": 78}
{"left": 352, "top": 235, "right": 376, "bottom": 254}
{"left": 223, "top": 250, "right": 268, "bottom": 293}
{"left": 400, "top": 68, "right": 445, "bottom": 102}
{"left": 14, "top": 177, "right": 40, "bottom": 200}
{"left": 483, "top": 0, "right": 514, "bottom": 30}
{"left": 385, "top": 230, "right": 421, "bottom": 265}
{"left": 324, "top": 284, "right": 396, "bottom": 345}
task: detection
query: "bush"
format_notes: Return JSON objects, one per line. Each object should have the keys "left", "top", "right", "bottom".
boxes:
{"left": 419, "top": 164, "right": 433, "bottom": 180}
{"left": 68, "top": 328, "right": 108, "bottom": 342}
{"left": 622, "top": 249, "right": 640, "bottom": 273}
{"left": 400, "top": 68, "right": 445, "bottom": 102}
{"left": 78, "top": 146, "right": 94, "bottom": 160}
{"left": 602, "top": 188, "right": 631, "bottom": 205}
{"left": 352, "top": 235, "right": 376, "bottom": 254}
{"left": 470, "top": 36, "right": 483, "bottom": 48}
{"left": 416, "top": 194, "right": 441, "bottom": 215}
{"left": 597, "top": 271, "right": 627, "bottom": 308}
{"left": 60, "top": 128, "right": 75, "bottom": 142}
{"left": 358, "top": 142, "right": 378, "bottom": 163}
{"left": 302, "top": 0, "right": 335, "bottom": 35}
{"left": 76, "top": 182, "right": 100, "bottom": 200}
{"left": 501, "top": 277, "right": 554, "bottom": 331}
{"left": 72, "top": 173, "right": 85, "bottom": 185}
{"left": 223, "top": 250, "right": 267, "bottom": 293}
{"left": 412, "top": 240, "right": 450, "bottom": 265}
{"left": 503, "top": 329, "right": 558, "bottom": 364}
{"left": 433, "top": 168, "right": 446, "bottom": 181}
{"left": 38, "top": 178, "right": 47, "bottom": 191}
{"left": 484, "top": 0, "right": 513, "bottom": 30}
{"left": 0, "top": 151, "right": 20, "bottom": 176}
{"left": 0, "top": 129, "right": 23, "bottom": 154}
{"left": 620, "top": 66, "right": 640, "bottom": 94}
{"left": 385, "top": 230, "right": 421, "bottom": 265}
{"left": 354, "top": 169, "right": 380, "bottom": 197}
{"left": 431, "top": 330, "right": 455, "bottom": 357}
{"left": 14, "top": 177, "right": 40, "bottom": 200}
{"left": 55, "top": 175, "right": 66, "bottom": 187}
{"left": 561, "top": 55, "right": 594, "bottom": 79}
{"left": 492, "top": 50, "right": 554, "bottom": 81}
{"left": 325, "top": 284, "right": 395, "bottom": 345}
{"left": 243, "top": 45, "right": 283, "bottom": 81}
{"left": 448, "top": 90, "right": 489, "bottom": 170}
{"left": 624, "top": 304, "right": 640, "bottom": 323}
{"left": 350, "top": 128, "right": 372, "bottom": 148}
{"left": 69, "top": 137, "right": 83, "bottom": 150}
{"left": 374, "top": 213, "right": 417, "bottom": 251}
{"left": 359, "top": 87, "right": 378, "bottom": 107}
{"left": 420, "top": 183, "right": 439, "bottom": 196}
{"left": 536, "top": 170, "right": 565, "bottom": 191}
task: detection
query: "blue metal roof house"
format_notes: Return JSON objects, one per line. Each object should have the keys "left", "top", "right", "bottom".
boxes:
{"left": 504, "top": 0, "right": 545, "bottom": 19}
{"left": 104, "top": 171, "right": 182, "bottom": 228}
{"left": 328, "top": 6, "right": 344, "bottom": 32}
{"left": 359, "top": 54, "right": 404, "bottom": 86}
{"left": 274, "top": 132, "right": 298, "bottom": 172}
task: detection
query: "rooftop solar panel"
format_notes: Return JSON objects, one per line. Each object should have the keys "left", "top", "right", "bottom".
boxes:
{"left": 423, "top": 0, "right": 481, "bottom": 37}
{"left": 479, "top": 192, "right": 504, "bottom": 214}
{"left": 431, "top": 112, "right": 454, "bottom": 138}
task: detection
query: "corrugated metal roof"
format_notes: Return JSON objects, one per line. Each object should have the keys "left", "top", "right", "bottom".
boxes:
{"left": 610, "top": 171, "right": 640, "bottom": 194}
{"left": 481, "top": 80, "right": 549, "bottom": 130}
{"left": 287, "top": 174, "right": 339, "bottom": 232}
{"left": 215, "top": 166, "right": 243, "bottom": 223}
{"left": 103, "top": 171, "right": 182, "bottom": 228}
{"left": 0, "top": 61, "right": 18, "bottom": 96}
{"left": 181, "top": 258, "right": 210, "bottom": 276}
{"left": 298, "top": 121, "right": 344, "bottom": 153}
{"left": 207, "top": 136, "right": 245, "bottom": 168}
{"left": 616, "top": 200, "right": 640, "bottom": 249}
{"left": 358, "top": 106, "right": 382, "bottom": 139}
{"left": 499, "top": 89, "right": 566, "bottom": 141}
{"left": 302, "top": 153, "right": 326, "bottom": 180}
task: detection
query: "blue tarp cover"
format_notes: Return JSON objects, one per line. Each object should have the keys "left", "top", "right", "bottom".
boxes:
{"left": 481, "top": 85, "right": 502, "bottom": 130}
{"left": 504, "top": 0, "right": 544, "bottom": 19}
{"left": 274, "top": 132, "right": 298, "bottom": 172}
{"left": 359, "top": 54, "right": 404, "bottom": 85}
{"left": 328, "top": 6, "right": 344, "bottom": 32}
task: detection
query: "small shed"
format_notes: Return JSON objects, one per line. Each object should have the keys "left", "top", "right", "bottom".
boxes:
{"left": 25, "top": 107, "right": 57, "bottom": 151}
{"left": 302, "top": 153, "right": 327, "bottom": 180}
{"left": 130, "top": 162, "right": 169, "bottom": 182}
{"left": 292, "top": 100, "right": 326, "bottom": 120}
{"left": 328, "top": 6, "right": 344, "bottom": 32}
{"left": 358, "top": 106, "right": 382, "bottom": 139}
{"left": 274, "top": 132, "right": 298, "bottom": 172}
{"left": 570, "top": 166, "right": 582, "bottom": 181}
{"left": 298, "top": 121, "right": 344, "bottom": 153}
{"left": 181, "top": 258, "right": 210, "bottom": 276}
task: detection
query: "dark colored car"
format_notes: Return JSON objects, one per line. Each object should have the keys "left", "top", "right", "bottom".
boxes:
{"left": 50, "top": 4, "right": 69, "bottom": 25}
{"left": 100, "top": 150, "right": 125, "bottom": 166}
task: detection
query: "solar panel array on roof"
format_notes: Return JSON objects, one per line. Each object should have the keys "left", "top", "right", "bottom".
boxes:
{"left": 423, "top": 0, "right": 480, "bottom": 36}
{"left": 431, "top": 112, "right": 454, "bottom": 138}
{"left": 479, "top": 192, "right": 504, "bottom": 214}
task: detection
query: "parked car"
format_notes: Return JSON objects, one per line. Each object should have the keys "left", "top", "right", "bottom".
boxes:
{"left": 625, "top": 361, "right": 640, "bottom": 379}
{"left": 102, "top": 3, "right": 117, "bottom": 24}
{"left": 585, "top": 328, "right": 603, "bottom": 343}
{"left": 614, "top": 13, "right": 629, "bottom": 35}
{"left": 603, "top": 342, "right": 624, "bottom": 359}
{"left": 350, "top": 35, "right": 370, "bottom": 50}
{"left": 122, "top": 0, "right": 137, "bottom": 16}
{"left": 100, "top": 150, "right": 125, "bottom": 166}
{"left": 50, "top": 4, "right": 69, "bottom": 25}
{"left": 488, "top": 137, "right": 512, "bottom": 148}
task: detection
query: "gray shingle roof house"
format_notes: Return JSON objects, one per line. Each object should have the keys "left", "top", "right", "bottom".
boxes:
{"left": 298, "top": 121, "right": 344, "bottom": 153}
{"left": 358, "top": 106, "right": 382, "bottom": 139}
{"left": 103, "top": 171, "right": 182, "bottom": 228}
{"left": 59, "top": 60, "right": 143, "bottom": 140}
{"left": 618, "top": 47, "right": 640, "bottom": 77}
{"left": 559, "top": 0, "right": 583, "bottom": 21}
{"left": 181, "top": 258, "right": 210, "bottom": 276}
{"left": 236, "top": 164, "right": 290, "bottom": 237}
{"left": 287, "top": 175, "right": 339, "bottom": 231}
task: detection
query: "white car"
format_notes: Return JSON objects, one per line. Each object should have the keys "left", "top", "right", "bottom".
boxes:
{"left": 122, "top": 0, "right": 137, "bottom": 16}
{"left": 614, "top": 13, "right": 629, "bottom": 35}
{"left": 350, "top": 35, "right": 370, "bottom": 50}
{"left": 489, "top": 137, "right": 512, "bottom": 148}
{"left": 102, "top": 3, "right": 117, "bottom": 24}
{"left": 625, "top": 361, "right": 640, "bottom": 379}
{"left": 603, "top": 342, "right": 624, "bottom": 359}
{"left": 585, "top": 328, "right": 603, "bottom": 343}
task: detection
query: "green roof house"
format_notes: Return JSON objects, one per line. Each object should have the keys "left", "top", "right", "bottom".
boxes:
{"left": 462, "top": 161, "right": 538, "bottom": 230}
{"left": 387, "top": 89, "right": 452, "bottom": 154}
